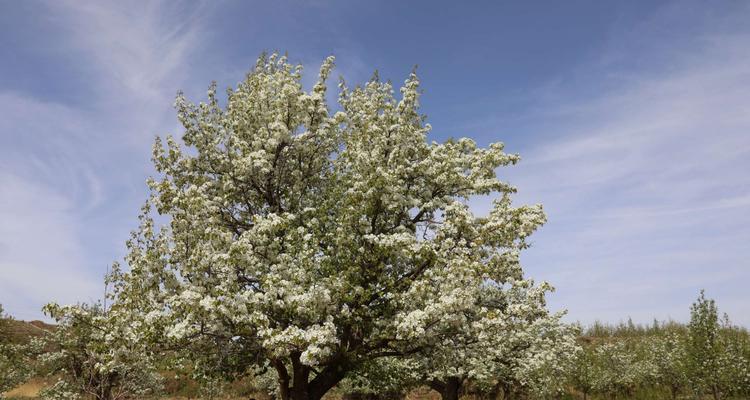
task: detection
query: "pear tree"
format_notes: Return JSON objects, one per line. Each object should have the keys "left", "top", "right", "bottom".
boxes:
{"left": 415, "top": 282, "right": 577, "bottom": 400}
{"left": 114, "top": 53, "right": 547, "bottom": 400}
{"left": 38, "top": 303, "right": 162, "bottom": 400}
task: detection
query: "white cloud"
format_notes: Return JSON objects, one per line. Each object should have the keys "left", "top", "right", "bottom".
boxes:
{"left": 0, "top": 1, "right": 209, "bottom": 320}
{"left": 481, "top": 9, "right": 750, "bottom": 326}
{"left": 0, "top": 172, "right": 100, "bottom": 320}
{"left": 50, "top": 1, "right": 207, "bottom": 105}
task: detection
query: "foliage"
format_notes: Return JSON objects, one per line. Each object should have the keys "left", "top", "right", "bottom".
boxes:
{"left": 38, "top": 303, "right": 162, "bottom": 400}
{"left": 412, "top": 282, "right": 579, "bottom": 400}
{"left": 646, "top": 332, "right": 689, "bottom": 400}
{"left": 519, "top": 315, "right": 580, "bottom": 399}
{"left": 111, "top": 53, "right": 547, "bottom": 400}
{"left": 687, "top": 290, "right": 722, "bottom": 399}
{"left": 590, "top": 340, "right": 653, "bottom": 398}
{"left": 568, "top": 341, "right": 597, "bottom": 400}
{"left": 567, "top": 293, "right": 750, "bottom": 400}
{"left": 0, "top": 304, "right": 33, "bottom": 398}
{"left": 337, "top": 357, "right": 417, "bottom": 400}
{"left": 715, "top": 319, "right": 750, "bottom": 398}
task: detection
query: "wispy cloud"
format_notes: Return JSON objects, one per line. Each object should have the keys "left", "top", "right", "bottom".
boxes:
{"left": 0, "top": 1, "right": 209, "bottom": 320}
{"left": 478, "top": 5, "right": 750, "bottom": 326}
{"left": 46, "top": 1, "right": 209, "bottom": 138}
{"left": 0, "top": 172, "right": 100, "bottom": 319}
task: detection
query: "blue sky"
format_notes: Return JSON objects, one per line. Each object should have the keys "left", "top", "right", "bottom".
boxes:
{"left": 1, "top": 1, "right": 748, "bottom": 326}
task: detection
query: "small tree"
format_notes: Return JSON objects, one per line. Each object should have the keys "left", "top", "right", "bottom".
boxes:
{"left": 646, "top": 332, "right": 688, "bottom": 400}
{"left": 568, "top": 341, "right": 597, "bottom": 400}
{"left": 687, "top": 290, "right": 722, "bottom": 400}
{"left": 0, "top": 304, "right": 32, "bottom": 398}
{"left": 715, "top": 315, "right": 750, "bottom": 398}
{"left": 411, "top": 282, "right": 578, "bottom": 400}
{"left": 38, "top": 303, "right": 162, "bottom": 400}
{"left": 517, "top": 316, "right": 579, "bottom": 400}
{"left": 415, "top": 283, "right": 551, "bottom": 400}
{"left": 337, "top": 357, "right": 418, "bottom": 400}
{"left": 0, "top": 304, "right": 6, "bottom": 337}
{"left": 591, "top": 340, "right": 653, "bottom": 399}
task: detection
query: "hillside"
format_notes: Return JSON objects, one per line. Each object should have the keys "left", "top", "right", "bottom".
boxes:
{"left": 1, "top": 319, "right": 54, "bottom": 344}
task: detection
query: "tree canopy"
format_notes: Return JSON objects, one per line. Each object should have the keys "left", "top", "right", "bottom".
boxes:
{"left": 112, "top": 54, "right": 548, "bottom": 400}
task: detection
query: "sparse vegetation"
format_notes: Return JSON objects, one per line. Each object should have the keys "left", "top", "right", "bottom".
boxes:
{"left": 2, "top": 294, "right": 750, "bottom": 399}
{"left": 566, "top": 297, "right": 750, "bottom": 400}
{"left": 1, "top": 304, "right": 34, "bottom": 398}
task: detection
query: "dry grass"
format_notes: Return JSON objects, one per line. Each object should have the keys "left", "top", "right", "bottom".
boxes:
{"left": 3, "top": 377, "right": 47, "bottom": 398}
{"left": 4, "top": 319, "right": 54, "bottom": 344}
{"left": 2, "top": 381, "right": 442, "bottom": 400}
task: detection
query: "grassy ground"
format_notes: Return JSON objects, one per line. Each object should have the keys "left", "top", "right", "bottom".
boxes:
{"left": 4, "top": 383, "right": 742, "bottom": 400}
{"left": 3, "top": 381, "right": 442, "bottom": 400}
{"left": 3, "top": 377, "right": 48, "bottom": 398}
{"left": 3, "top": 320, "right": 53, "bottom": 344}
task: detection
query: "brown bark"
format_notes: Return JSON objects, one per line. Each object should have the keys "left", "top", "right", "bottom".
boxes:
{"left": 272, "top": 359, "right": 291, "bottom": 400}
{"left": 429, "top": 377, "right": 462, "bottom": 400}
{"left": 308, "top": 362, "right": 348, "bottom": 400}
{"left": 290, "top": 353, "right": 311, "bottom": 400}
{"left": 274, "top": 353, "right": 349, "bottom": 400}
{"left": 484, "top": 382, "right": 501, "bottom": 400}
{"left": 501, "top": 382, "right": 512, "bottom": 400}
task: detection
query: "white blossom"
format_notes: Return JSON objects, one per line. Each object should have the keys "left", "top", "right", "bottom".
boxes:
{"left": 111, "top": 53, "right": 549, "bottom": 400}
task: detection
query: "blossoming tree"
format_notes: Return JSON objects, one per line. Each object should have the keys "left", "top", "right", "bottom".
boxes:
{"left": 590, "top": 340, "right": 654, "bottom": 399}
{"left": 114, "top": 54, "right": 547, "bottom": 400}
{"left": 647, "top": 332, "right": 689, "bottom": 400}
{"left": 687, "top": 290, "right": 723, "bottom": 399}
{"left": 413, "top": 283, "right": 578, "bottom": 400}
{"left": 337, "top": 357, "right": 418, "bottom": 400}
{"left": 0, "top": 304, "right": 32, "bottom": 397}
{"left": 38, "top": 303, "right": 163, "bottom": 400}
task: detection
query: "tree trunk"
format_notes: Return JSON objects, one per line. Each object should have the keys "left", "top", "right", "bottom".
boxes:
{"left": 712, "top": 384, "right": 721, "bottom": 400}
{"left": 501, "top": 382, "right": 512, "bottom": 400}
{"left": 290, "top": 353, "right": 311, "bottom": 400}
{"left": 443, "top": 377, "right": 462, "bottom": 400}
{"left": 99, "top": 383, "right": 113, "bottom": 400}
{"left": 582, "top": 390, "right": 587, "bottom": 400}
{"left": 92, "top": 372, "right": 114, "bottom": 400}
{"left": 486, "top": 382, "right": 501, "bottom": 400}
{"left": 274, "top": 353, "right": 349, "bottom": 400}
{"left": 429, "top": 377, "right": 463, "bottom": 400}
{"left": 273, "top": 359, "right": 292, "bottom": 400}
{"left": 670, "top": 385, "right": 678, "bottom": 400}
{"left": 308, "top": 362, "right": 348, "bottom": 400}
